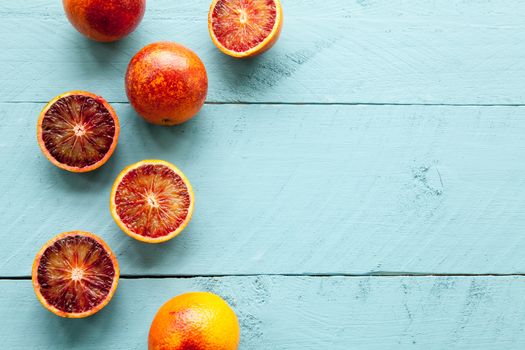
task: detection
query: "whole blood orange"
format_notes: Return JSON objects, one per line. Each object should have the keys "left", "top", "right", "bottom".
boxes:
{"left": 37, "top": 91, "right": 120, "bottom": 172}
{"left": 110, "top": 160, "right": 194, "bottom": 243}
{"left": 32, "top": 231, "right": 119, "bottom": 318}
{"left": 209, "top": 0, "right": 283, "bottom": 58}
{"left": 149, "top": 292, "right": 240, "bottom": 350}
{"left": 125, "top": 42, "right": 208, "bottom": 126}
{"left": 63, "top": 0, "right": 146, "bottom": 42}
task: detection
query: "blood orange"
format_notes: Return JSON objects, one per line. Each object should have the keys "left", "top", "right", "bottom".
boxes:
{"left": 37, "top": 91, "right": 120, "bottom": 172}
{"left": 32, "top": 231, "right": 119, "bottom": 318}
{"left": 149, "top": 292, "right": 240, "bottom": 350}
{"left": 63, "top": 0, "right": 146, "bottom": 42}
{"left": 125, "top": 42, "right": 208, "bottom": 125}
{"left": 110, "top": 160, "right": 194, "bottom": 243}
{"left": 208, "top": 0, "right": 283, "bottom": 58}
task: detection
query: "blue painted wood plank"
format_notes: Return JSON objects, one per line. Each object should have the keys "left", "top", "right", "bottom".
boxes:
{"left": 1, "top": 0, "right": 524, "bottom": 103}
{"left": 2, "top": 276, "right": 525, "bottom": 349}
{"left": 2, "top": 103, "right": 525, "bottom": 276}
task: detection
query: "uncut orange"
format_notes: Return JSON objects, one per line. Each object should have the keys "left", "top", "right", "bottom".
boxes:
{"left": 149, "top": 292, "right": 240, "bottom": 350}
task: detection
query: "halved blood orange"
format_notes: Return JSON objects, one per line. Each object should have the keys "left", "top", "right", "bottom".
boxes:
{"left": 208, "top": 0, "right": 283, "bottom": 58}
{"left": 37, "top": 91, "right": 120, "bottom": 172}
{"left": 32, "top": 231, "right": 119, "bottom": 318}
{"left": 110, "top": 160, "right": 194, "bottom": 243}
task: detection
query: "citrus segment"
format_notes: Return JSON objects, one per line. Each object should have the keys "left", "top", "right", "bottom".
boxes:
{"left": 110, "top": 160, "right": 194, "bottom": 243}
{"left": 32, "top": 231, "right": 119, "bottom": 318}
{"left": 37, "top": 91, "right": 119, "bottom": 172}
{"left": 209, "top": 0, "right": 283, "bottom": 57}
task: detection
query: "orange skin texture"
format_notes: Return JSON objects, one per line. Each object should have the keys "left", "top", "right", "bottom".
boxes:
{"left": 208, "top": 0, "right": 283, "bottom": 58}
{"left": 149, "top": 292, "right": 240, "bottom": 350}
{"left": 63, "top": 0, "right": 146, "bottom": 42}
{"left": 125, "top": 42, "right": 208, "bottom": 126}
{"left": 32, "top": 231, "right": 120, "bottom": 319}
{"left": 37, "top": 90, "right": 120, "bottom": 173}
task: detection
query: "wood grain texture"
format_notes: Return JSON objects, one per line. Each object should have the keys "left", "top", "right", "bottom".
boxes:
{"left": 2, "top": 0, "right": 524, "bottom": 347}
{"left": 2, "top": 103, "right": 525, "bottom": 276}
{"left": 1, "top": 0, "right": 524, "bottom": 103}
{"left": 2, "top": 276, "right": 525, "bottom": 349}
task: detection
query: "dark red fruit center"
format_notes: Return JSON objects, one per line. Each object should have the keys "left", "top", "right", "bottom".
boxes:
{"left": 212, "top": 0, "right": 277, "bottom": 53}
{"left": 41, "top": 95, "right": 116, "bottom": 168}
{"left": 37, "top": 235, "right": 116, "bottom": 314}
{"left": 114, "top": 164, "right": 191, "bottom": 238}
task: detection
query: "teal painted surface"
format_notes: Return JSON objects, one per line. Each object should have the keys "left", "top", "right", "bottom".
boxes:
{"left": 1, "top": 0, "right": 525, "bottom": 349}
{"left": 3, "top": 276, "right": 525, "bottom": 349}
{"left": 2, "top": 103, "right": 525, "bottom": 276}
{"left": 1, "top": 0, "right": 525, "bottom": 103}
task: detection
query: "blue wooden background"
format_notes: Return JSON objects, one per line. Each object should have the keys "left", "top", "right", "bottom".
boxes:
{"left": 1, "top": 0, "right": 525, "bottom": 349}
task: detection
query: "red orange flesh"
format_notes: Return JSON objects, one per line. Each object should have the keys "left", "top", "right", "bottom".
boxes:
{"left": 209, "top": 0, "right": 283, "bottom": 58}
{"left": 63, "top": 0, "right": 146, "bottom": 42}
{"left": 32, "top": 231, "right": 119, "bottom": 318}
{"left": 37, "top": 91, "right": 119, "bottom": 172}
{"left": 110, "top": 160, "right": 194, "bottom": 243}
{"left": 125, "top": 42, "right": 208, "bottom": 126}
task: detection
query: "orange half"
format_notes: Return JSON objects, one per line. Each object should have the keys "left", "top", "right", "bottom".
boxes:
{"left": 208, "top": 0, "right": 283, "bottom": 58}
{"left": 110, "top": 160, "right": 195, "bottom": 243}
{"left": 32, "top": 231, "right": 119, "bottom": 318}
{"left": 37, "top": 90, "right": 120, "bottom": 172}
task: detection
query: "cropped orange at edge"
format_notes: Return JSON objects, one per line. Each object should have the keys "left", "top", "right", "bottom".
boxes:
{"left": 63, "top": 0, "right": 146, "bottom": 42}
{"left": 149, "top": 292, "right": 240, "bottom": 350}
{"left": 209, "top": 0, "right": 283, "bottom": 58}
{"left": 125, "top": 42, "right": 208, "bottom": 126}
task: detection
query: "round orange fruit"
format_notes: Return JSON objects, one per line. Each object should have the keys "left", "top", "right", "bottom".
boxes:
{"left": 32, "top": 231, "right": 119, "bottom": 318}
{"left": 125, "top": 42, "right": 208, "bottom": 125}
{"left": 37, "top": 90, "right": 120, "bottom": 172}
{"left": 63, "top": 0, "right": 146, "bottom": 42}
{"left": 149, "top": 292, "right": 240, "bottom": 350}
{"left": 110, "top": 160, "right": 194, "bottom": 243}
{"left": 208, "top": 0, "right": 283, "bottom": 58}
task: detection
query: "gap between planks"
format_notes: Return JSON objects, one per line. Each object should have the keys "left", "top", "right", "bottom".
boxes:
{"left": 5, "top": 273, "right": 525, "bottom": 281}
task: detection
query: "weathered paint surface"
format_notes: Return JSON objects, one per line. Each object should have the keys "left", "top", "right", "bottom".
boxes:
{"left": 1, "top": 103, "right": 525, "bottom": 276}
{"left": 2, "top": 0, "right": 525, "bottom": 349}
{"left": 0, "top": 0, "right": 524, "bottom": 103}
{"left": 2, "top": 276, "right": 525, "bottom": 349}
